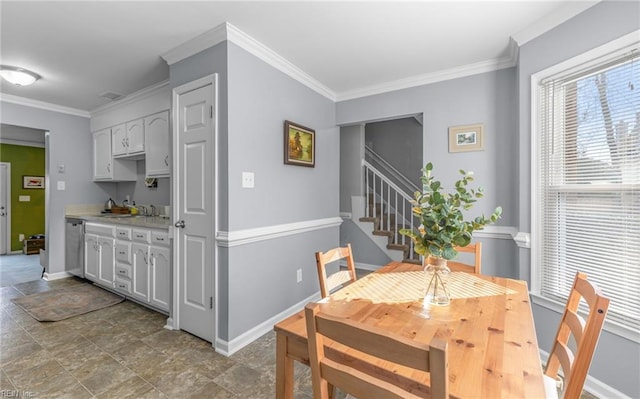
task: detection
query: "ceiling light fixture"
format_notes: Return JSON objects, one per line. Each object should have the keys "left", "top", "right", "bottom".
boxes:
{"left": 0, "top": 65, "right": 41, "bottom": 86}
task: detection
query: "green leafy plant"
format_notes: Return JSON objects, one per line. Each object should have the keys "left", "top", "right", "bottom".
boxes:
{"left": 400, "top": 162, "right": 502, "bottom": 260}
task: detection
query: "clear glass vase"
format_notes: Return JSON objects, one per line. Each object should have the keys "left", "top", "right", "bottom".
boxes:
{"left": 423, "top": 257, "right": 451, "bottom": 306}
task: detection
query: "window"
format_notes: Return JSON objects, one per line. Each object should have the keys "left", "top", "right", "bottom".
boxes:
{"left": 534, "top": 37, "right": 639, "bottom": 334}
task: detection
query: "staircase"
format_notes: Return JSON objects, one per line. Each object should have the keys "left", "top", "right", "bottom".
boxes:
{"left": 353, "top": 158, "right": 421, "bottom": 264}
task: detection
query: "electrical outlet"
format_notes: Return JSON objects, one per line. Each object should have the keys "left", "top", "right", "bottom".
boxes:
{"left": 296, "top": 269, "right": 302, "bottom": 283}
{"left": 242, "top": 172, "right": 255, "bottom": 188}
{"left": 19, "top": 234, "right": 24, "bottom": 242}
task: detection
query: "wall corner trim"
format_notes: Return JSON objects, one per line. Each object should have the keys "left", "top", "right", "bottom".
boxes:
{"left": 339, "top": 212, "right": 352, "bottom": 220}
{"left": 473, "top": 225, "right": 518, "bottom": 240}
{"left": 216, "top": 217, "right": 343, "bottom": 247}
{"left": 42, "top": 271, "right": 73, "bottom": 281}
{"left": 513, "top": 232, "right": 531, "bottom": 248}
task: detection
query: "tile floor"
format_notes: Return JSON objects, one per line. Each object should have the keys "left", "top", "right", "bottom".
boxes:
{"left": 1, "top": 254, "right": 310, "bottom": 398}
{"left": 0, "top": 255, "right": 598, "bottom": 398}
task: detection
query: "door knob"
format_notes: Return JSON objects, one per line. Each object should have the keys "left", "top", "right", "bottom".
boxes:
{"left": 0, "top": 212, "right": 5, "bottom": 216}
{"left": 175, "top": 220, "right": 185, "bottom": 228}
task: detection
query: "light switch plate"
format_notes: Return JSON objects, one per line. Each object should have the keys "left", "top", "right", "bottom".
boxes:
{"left": 57, "top": 181, "right": 66, "bottom": 190}
{"left": 242, "top": 172, "right": 255, "bottom": 188}
{"left": 18, "top": 195, "right": 30, "bottom": 202}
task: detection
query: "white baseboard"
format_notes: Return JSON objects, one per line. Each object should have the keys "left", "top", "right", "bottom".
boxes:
{"left": 340, "top": 260, "right": 382, "bottom": 272}
{"left": 42, "top": 271, "right": 72, "bottom": 281}
{"left": 539, "top": 349, "right": 630, "bottom": 399}
{"left": 215, "top": 291, "right": 322, "bottom": 356}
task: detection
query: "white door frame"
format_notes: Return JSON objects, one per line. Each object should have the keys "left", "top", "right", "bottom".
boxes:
{"left": 170, "top": 74, "right": 218, "bottom": 348}
{"left": 0, "top": 162, "right": 11, "bottom": 254}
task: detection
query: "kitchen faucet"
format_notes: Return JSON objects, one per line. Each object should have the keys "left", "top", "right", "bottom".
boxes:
{"left": 138, "top": 205, "right": 148, "bottom": 216}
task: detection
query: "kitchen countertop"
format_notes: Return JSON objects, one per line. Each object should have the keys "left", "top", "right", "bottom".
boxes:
{"left": 66, "top": 214, "right": 171, "bottom": 229}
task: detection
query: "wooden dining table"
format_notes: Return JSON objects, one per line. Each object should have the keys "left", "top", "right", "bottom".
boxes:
{"left": 274, "top": 261, "right": 546, "bottom": 398}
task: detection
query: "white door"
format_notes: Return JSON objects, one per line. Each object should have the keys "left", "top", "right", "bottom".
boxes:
{"left": 98, "top": 236, "right": 115, "bottom": 287}
{"left": 93, "top": 129, "right": 112, "bottom": 179}
{"left": 132, "top": 243, "right": 150, "bottom": 302}
{"left": 173, "top": 75, "right": 216, "bottom": 342}
{"left": 84, "top": 234, "right": 99, "bottom": 281}
{"left": 0, "top": 163, "right": 9, "bottom": 254}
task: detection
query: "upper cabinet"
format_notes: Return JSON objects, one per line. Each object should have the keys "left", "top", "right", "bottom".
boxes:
{"left": 145, "top": 111, "right": 170, "bottom": 178}
{"left": 93, "top": 128, "right": 137, "bottom": 181}
{"left": 113, "top": 120, "right": 145, "bottom": 158}
{"left": 91, "top": 82, "right": 171, "bottom": 181}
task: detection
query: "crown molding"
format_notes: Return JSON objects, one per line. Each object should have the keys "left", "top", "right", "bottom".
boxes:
{"left": 161, "top": 22, "right": 336, "bottom": 101}
{"left": 225, "top": 23, "right": 336, "bottom": 101}
{"left": 90, "top": 80, "right": 170, "bottom": 116}
{"left": 0, "top": 93, "right": 90, "bottom": 118}
{"left": 511, "top": 1, "right": 601, "bottom": 46}
{"left": 336, "top": 55, "right": 516, "bottom": 102}
{"left": 161, "top": 23, "right": 228, "bottom": 66}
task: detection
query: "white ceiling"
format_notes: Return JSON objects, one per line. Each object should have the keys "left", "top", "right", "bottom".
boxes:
{"left": 0, "top": 1, "right": 598, "bottom": 113}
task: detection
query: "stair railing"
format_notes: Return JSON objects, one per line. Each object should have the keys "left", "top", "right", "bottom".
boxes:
{"left": 363, "top": 160, "right": 419, "bottom": 261}
{"left": 364, "top": 146, "right": 420, "bottom": 196}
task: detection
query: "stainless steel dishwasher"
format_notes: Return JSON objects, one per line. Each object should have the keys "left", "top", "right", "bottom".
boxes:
{"left": 65, "top": 218, "right": 85, "bottom": 278}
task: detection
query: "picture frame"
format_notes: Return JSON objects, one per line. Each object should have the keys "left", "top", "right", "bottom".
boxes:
{"left": 284, "top": 120, "right": 315, "bottom": 167}
{"left": 448, "top": 124, "right": 484, "bottom": 153}
{"left": 23, "top": 175, "right": 45, "bottom": 189}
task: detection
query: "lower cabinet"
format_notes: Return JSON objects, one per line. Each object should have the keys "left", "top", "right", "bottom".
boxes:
{"left": 149, "top": 245, "right": 170, "bottom": 310}
{"left": 85, "top": 222, "right": 170, "bottom": 313}
{"left": 84, "top": 224, "right": 116, "bottom": 288}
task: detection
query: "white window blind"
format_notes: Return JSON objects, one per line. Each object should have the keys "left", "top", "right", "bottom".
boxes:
{"left": 537, "top": 49, "right": 640, "bottom": 331}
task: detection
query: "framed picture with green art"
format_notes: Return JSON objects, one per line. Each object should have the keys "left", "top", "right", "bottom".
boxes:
{"left": 284, "top": 120, "right": 315, "bottom": 167}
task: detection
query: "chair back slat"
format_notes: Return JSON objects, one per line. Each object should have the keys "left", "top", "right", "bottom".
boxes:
{"left": 305, "top": 302, "right": 449, "bottom": 399}
{"left": 544, "top": 272, "right": 610, "bottom": 399}
{"left": 315, "top": 244, "right": 357, "bottom": 298}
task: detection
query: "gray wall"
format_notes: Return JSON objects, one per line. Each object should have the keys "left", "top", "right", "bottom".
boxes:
{"left": 337, "top": 69, "right": 519, "bottom": 279}
{"left": 518, "top": 2, "right": 640, "bottom": 397}
{"left": 224, "top": 42, "right": 338, "bottom": 339}
{"left": 170, "top": 41, "right": 339, "bottom": 342}
{"left": 365, "top": 117, "right": 423, "bottom": 187}
{"left": 339, "top": 124, "right": 364, "bottom": 212}
{"left": 116, "top": 161, "right": 170, "bottom": 206}
{"left": 0, "top": 101, "right": 109, "bottom": 274}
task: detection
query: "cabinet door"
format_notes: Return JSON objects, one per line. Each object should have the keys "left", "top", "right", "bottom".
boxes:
{"left": 149, "top": 245, "right": 170, "bottom": 311}
{"left": 144, "top": 111, "right": 170, "bottom": 177}
{"left": 126, "top": 118, "right": 145, "bottom": 154}
{"left": 112, "top": 123, "right": 128, "bottom": 156}
{"left": 84, "top": 233, "right": 99, "bottom": 281}
{"left": 97, "top": 236, "right": 115, "bottom": 287}
{"left": 93, "top": 129, "right": 112, "bottom": 180}
{"left": 131, "top": 243, "right": 150, "bottom": 302}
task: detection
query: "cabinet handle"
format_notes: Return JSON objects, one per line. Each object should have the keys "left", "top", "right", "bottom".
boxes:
{"left": 119, "top": 251, "right": 125, "bottom": 255}
{"left": 119, "top": 270, "right": 126, "bottom": 274}
{"left": 164, "top": 155, "right": 169, "bottom": 166}
{"left": 144, "top": 254, "right": 148, "bottom": 265}
{"left": 157, "top": 237, "right": 164, "bottom": 241}
{"left": 107, "top": 163, "right": 111, "bottom": 172}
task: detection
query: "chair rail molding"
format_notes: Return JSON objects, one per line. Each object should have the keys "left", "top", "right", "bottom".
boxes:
{"left": 216, "top": 217, "right": 343, "bottom": 247}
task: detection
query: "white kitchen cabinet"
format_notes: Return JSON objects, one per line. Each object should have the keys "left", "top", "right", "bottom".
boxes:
{"left": 144, "top": 111, "right": 170, "bottom": 178}
{"left": 149, "top": 245, "right": 170, "bottom": 311}
{"left": 84, "top": 223, "right": 116, "bottom": 288}
{"left": 131, "top": 242, "right": 150, "bottom": 303}
{"left": 93, "top": 127, "right": 137, "bottom": 181}
{"left": 114, "top": 119, "right": 145, "bottom": 158}
{"left": 84, "top": 233, "right": 99, "bottom": 281}
{"left": 85, "top": 222, "right": 170, "bottom": 313}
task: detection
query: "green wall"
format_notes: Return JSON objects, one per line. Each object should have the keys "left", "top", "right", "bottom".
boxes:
{"left": 0, "top": 144, "right": 45, "bottom": 251}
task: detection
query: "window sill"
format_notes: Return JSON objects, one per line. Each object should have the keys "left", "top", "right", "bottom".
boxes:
{"left": 530, "top": 293, "right": 640, "bottom": 344}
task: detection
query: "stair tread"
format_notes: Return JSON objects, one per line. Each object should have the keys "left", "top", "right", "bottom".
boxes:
{"left": 372, "top": 230, "right": 393, "bottom": 237}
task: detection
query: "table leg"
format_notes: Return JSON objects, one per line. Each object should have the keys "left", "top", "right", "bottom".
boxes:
{"left": 276, "top": 332, "right": 294, "bottom": 399}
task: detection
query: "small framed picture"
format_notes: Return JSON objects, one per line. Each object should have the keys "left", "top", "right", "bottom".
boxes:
{"left": 448, "top": 124, "right": 484, "bottom": 153}
{"left": 284, "top": 120, "right": 315, "bottom": 167}
{"left": 23, "top": 175, "right": 45, "bottom": 189}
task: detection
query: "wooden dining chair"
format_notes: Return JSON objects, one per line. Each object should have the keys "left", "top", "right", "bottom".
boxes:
{"left": 544, "top": 272, "right": 610, "bottom": 399}
{"left": 305, "top": 302, "right": 449, "bottom": 399}
{"left": 428, "top": 242, "right": 482, "bottom": 274}
{"left": 315, "top": 244, "right": 357, "bottom": 298}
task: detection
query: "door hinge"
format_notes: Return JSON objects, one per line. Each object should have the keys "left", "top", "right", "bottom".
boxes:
{"left": 209, "top": 297, "right": 213, "bottom": 309}
{"left": 210, "top": 105, "right": 213, "bottom": 119}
